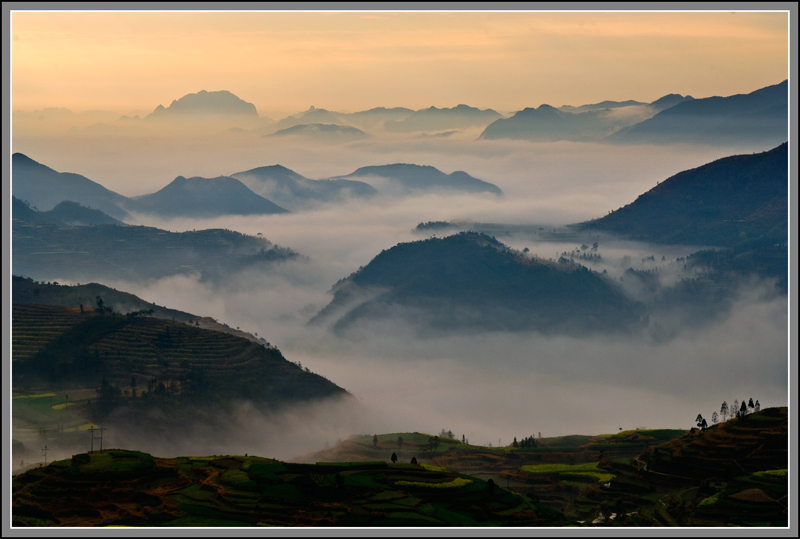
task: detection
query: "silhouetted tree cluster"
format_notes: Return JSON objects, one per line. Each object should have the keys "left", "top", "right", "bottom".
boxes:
{"left": 428, "top": 436, "right": 440, "bottom": 451}
{"left": 97, "top": 376, "right": 122, "bottom": 402}
{"left": 695, "top": 414, "right": 708, "bottom": 430}
{"left": 517, "top": 435, "right": 537, "bottom": 448}
{"left": 95, "top": 296, "right": 114, "bottom": 315}
{"left": 125, "top": 309, "right": 154, "bottom": 319}
{"left": 717, "top": 398, "right": 760, "bottom": 423}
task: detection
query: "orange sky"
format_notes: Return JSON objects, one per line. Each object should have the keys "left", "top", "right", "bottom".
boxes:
{"left": 10, "top": 10, "right": 789, "bottom": 115}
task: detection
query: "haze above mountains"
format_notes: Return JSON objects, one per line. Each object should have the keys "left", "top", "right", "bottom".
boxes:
{"left": 13, "top": 142, "right": 787, "bottom": 338}
{"left": 11, "top": 78, "right": 789, "bottom": 451}
{"left": 13, "top": 81, "right": 786, "bottom": 147}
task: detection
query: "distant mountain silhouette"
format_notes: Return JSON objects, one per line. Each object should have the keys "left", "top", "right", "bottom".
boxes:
{"left": 418, "top": 130, "right": 459, "bottom": 138}
{"left": 609, "top": 81, "right": 787, "bottom": 145}
{"left": 270, "top": 106, "right": 349, "bottom": 131}
{"left": 266, "top": 123, "right": 371, "bottom": 141}
{"left": 146, "top": 90, "right": 259, "bottom": 119}
{"left": 272, "top": 106, "right": 416, "bottom": 132}
{"left": 231, "top": 165, "right": 376, "bottom": 211}
{"left": 39, "top": 200, "right": 124, "bottom": 226}
{"left": 482, "top": 94, "right": 693, "bottom": 142}
{"left": 331, "top": 163, "right": 502, "bottom": 195}
{"left": 312, "top": 232, "right": 642, "bottom": 335}
{"left": 12, "top": 217, "right": 298, "bottom": 283}
{"left": 347, "top": 106, "right": 415, "bottom": 127}
{"left": 12, "top": 196, "right": 54, "bottom": 224}
{"left": 12, "top": 153, "right": 129, "bottom": 219}
{"left": 579, "top": 143, "right": 788, "bottom": 247}
{"left": 384, "top": 104, "right": 502, "bottom": 133}
{"left": 648, "top": 93, "right": 694, "bottom": 111}
{"left": 129, "top": 176, "right": 288, "bottom": 217}
{"left": 558, "top": 99, "right": 646, "bottom": 113}
{"left": 479, "top": 100, "right": 667, "bottom": 142}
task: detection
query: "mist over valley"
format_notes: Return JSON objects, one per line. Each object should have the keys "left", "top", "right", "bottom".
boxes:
{"left": 10, "top": 60, "right": 790, "bottom": 527}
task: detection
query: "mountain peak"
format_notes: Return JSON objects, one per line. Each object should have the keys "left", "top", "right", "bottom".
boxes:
{"left": 148, "top": 90, "right": 258, "bottom": 118}
{"left": 12, "top": 153, "right": 41, "bottom": 167}
{"left": 649, "top": 93, "right": 694, "bottom": 111}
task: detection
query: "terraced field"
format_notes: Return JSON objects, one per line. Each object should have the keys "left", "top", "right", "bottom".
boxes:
{"left": 87, "top": 317, "right": 270, "bottom": 382}
{"left": 12, "top": 304, "right": 346, "bottom": 405}
{"left": 295, "top": 412, "right": 787, "bottom": 527}
{"left": 12, "top": 450, "right": 568, "bottom": 527}
{"left": 12, "top": 304, "right": 88, "bottom": 361}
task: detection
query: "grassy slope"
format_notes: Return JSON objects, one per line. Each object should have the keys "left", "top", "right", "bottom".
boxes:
{"left": 12, "top": 276, "right": 271, "bottom": 346}
{"left": 295, "top": 417, "right": 786, "bottom": 527}
{"left": 12, "top": 450, "right": 568, "bottom": 527}
{"left": 12, "top": 304, "right": 344, "bottom": 405}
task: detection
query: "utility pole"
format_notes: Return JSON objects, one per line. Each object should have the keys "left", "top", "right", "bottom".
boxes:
{"left": 99, "top": 427, "right": 107, "bottom": 452}
{"left": 42, "top": 445, "right": 48, "bottom": 466}
{"left": 88, "top": 427, "right": 98, "bottom": 452}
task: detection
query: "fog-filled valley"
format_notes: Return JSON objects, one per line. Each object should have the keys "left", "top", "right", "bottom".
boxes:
{"left": 9, "top": 10, "right": 793, "bottom": 528}
{"left": 12, "top": 91, "right": 789, "bottom": 466}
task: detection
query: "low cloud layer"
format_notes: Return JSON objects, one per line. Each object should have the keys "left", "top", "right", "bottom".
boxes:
{"left": 13, "top": 130, "right": 753, "bottom": 217}
{"left": 93, "top": 237, "right": 787, "bottom": 456}
{"left": 16, "top": 134, "right": 788, "bottom": 459}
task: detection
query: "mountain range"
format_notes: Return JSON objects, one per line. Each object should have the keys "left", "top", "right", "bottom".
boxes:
{"left": 13, "top": 154, "right": 502, "bottom": 219}
{"left": 384, "top": 104, "right": 502, "bottom": 133}
{"left": 480, "top": 81, "right": 786, "bottom": 145}
{"left": 12, "top": 202, "right": 298, "bottom": 283}
{"left": 311, "top": 231, "right": 642, "bottom": 335}
{"left": 12, "top": 153, "right": 131, "bottom": 219}
{"left": 230, "top": 165, "right": 377, "bottom": 211}
{"left": 313, "top": 142, "right": 788, "bottom": 336}
{"left": 131, "top": 175, "right": 288, "bottom": 217}
{"left": 479, "top": 93, "right": 694, "bottom": 142}
{"left": 609, "top": 80, "right": 787, "bottom": 145}
{"left": 146, "top": 90, "right": 259, "bottom": 120}
{"left": 268, "top": 104, "right": 499, "bottom": 135}
{"left": 579, "top": 142, "right": 788, "bottom": 247}
{"left": 14, "top": 82, "right": 785, "bottom": 145}
{"left": 12, "top": 197, "right": 124, "bottom": 226}
{"left": 331, "top": 164, "right": 503, "bottom": 195}
{"left": 266, "top": 123, "right": 371, "bottom": 141}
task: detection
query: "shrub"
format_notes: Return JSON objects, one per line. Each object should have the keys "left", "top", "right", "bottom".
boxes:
{"left": 698, "top": 493, "right": 722, "bottom": 507}
{"left": 72, "top": 453, "right": 91, "bottom": 465}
